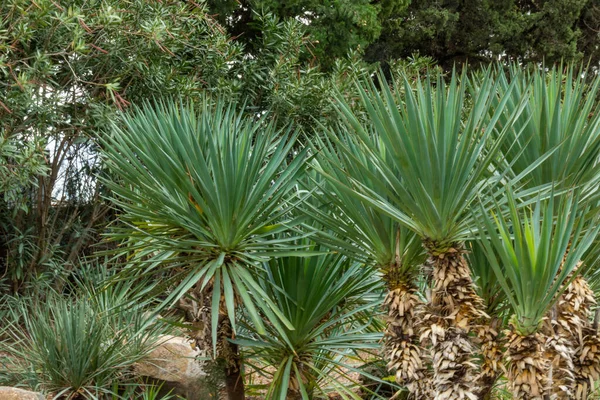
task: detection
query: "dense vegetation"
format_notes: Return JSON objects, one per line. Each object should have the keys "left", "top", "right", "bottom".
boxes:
{"left": 3, "top": 1, "right": 600, "bottom": 399}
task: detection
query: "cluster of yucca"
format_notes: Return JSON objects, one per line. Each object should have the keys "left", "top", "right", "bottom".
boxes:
{"left": 314, "top": 66, "right": 600, "bottom": 400}
{"left": 102, "top": 65, "right": 600, "bottom": 399}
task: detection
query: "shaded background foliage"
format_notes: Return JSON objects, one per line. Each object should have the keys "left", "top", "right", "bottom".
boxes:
{"left": 206, "top": 0, "right": 389, "bottom": 70}
{"left": 1, "top": 0, "right": 599, "bottom": 299}
{"left": 365, "top": 0, "right": 600, "bottom": 70}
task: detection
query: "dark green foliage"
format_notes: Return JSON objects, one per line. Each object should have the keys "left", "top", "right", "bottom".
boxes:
{"left": 0, "top": 0, "right": 237, "bottom": 291}
{"left": 365, "top": 0, "right": 600, "bottom": 70}
{"left": 206, "top": 0, "right": 396, "bottom": 69}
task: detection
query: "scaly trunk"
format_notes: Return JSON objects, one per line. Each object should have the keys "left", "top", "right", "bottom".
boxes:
{"left": 474, "top": 318, "right": 503, "bottom": 399}
{"left": 539, "top": 261, "right": 579, "bottom": 398}
{"left": 543, "top": 326, "right": 574, "bottom": 398}
{"left": 421, "top": 243, "right": 487, "bottom": 400}
{"left": 505, "top": 329, "right": 548, "bottom": 400}
{"left": 573, "top": 330, "right": 600, "bottom": 399}
{"left": 553, "top": 268, "right": 600, "bottom": 399}
{"left": 384, "top": 281, "right": 432, "bottom": 398}
{"left": 541, "top": 307, "right": 574, "bottom": 399}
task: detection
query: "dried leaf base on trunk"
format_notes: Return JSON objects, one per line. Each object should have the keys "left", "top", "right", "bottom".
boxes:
{"left": 218, "top": 316, "right": 245, "bottom": 400}
{"left": 287, "top": 363, "right": 310, "bottom": 400}
{"left": 384, "top": 284, "right": 431, "bottom": 398}
{"left": 573, "top": 330, "right": 600, "bottom": 399}
{"left": 543, "top": 329, "right": 574, "bottom": 398}
{"left": 505, "top": 330, "right": 548, "bottom": 400}
{"left": 429, "top": 327, "right": 478, "bottom": 400}
{"left": 554, "top": 271, "right": 599, "bottom": 399}
{"left": 421, "top": 245, "right": 487, "bottom": 400}
{"left": 474, "top": 321, "right": 503, "bottom": 399}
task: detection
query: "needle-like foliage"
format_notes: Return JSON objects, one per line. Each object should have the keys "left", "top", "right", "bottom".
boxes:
{"left": 479, "top": 191, "right": 599, "bottom": 335}
{"left": 239, "top": 247, "right": 385, "bottom": 400}
{"left": 305, "top": 129, "right": 425, "bottom": 277}
{"left": 328, "top": 69, "right": 526, "bottom": 248}
{"left": 101, "top": 98, "right": 308, "bottom": 341}
{"left": 491, "top": 64, "right": 600, "bottom": 190}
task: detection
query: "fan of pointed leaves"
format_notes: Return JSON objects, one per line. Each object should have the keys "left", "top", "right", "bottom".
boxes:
{"left": 238, "top": 245, "right": 387, "bottom": 399}
{"left": 488, "top": 64, "right": 600, "bottom": 191}
{"left": 479, "top": 190, "right": 600, "bottom": 335}
{"left": 101, "top": 98, "right": 308, "bottom": 342}
{"left": 326, "top": 69, "right": 529, "bottom": 248}
{"left": 303, "top": 129, "right": 425, "bottom": 277}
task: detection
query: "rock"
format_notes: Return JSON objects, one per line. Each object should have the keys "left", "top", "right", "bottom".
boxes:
{"left": 0, "top": 387, "right": 45, "bottom": 400}
{"left": 134, "top": 335, "right": 207, "bottom": 399}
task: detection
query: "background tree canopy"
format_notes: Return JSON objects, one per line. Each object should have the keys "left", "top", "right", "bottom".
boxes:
{"left": 204, "top": 0, "right": 600, "bottom": 70}
{"left": 365, "top": 0, "right": 600, "bottom": 69}
{"left": 205, "top": 0, "right": 398, "bottom": 69}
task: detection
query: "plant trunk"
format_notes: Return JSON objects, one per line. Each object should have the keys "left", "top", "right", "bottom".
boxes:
{"left": 474, "top": 318, "right": 503, "bottom": 399}
{"left": 573, "top": 331, "right": 600, "bottom": 399}
{"left": 505, "top": 329, "right": 548, "bottom": 400}
{"left": 421, "top": 243, "right": 487, "bottom": 400}
{"left": 223, "top": 336, "right": 245, "bottom": 399}
{"left": 384, "top": 281, "right": 432, "bottom": 398}
{"left": 552, "top": 269, "right": 600, "bottom": 399}
{"left": 218, "top": 315, "right": 245, "bottom": 400}
{"left": 287, "top": 364, "right": 308, "bottom": 400}
{"left": 540, "top": 306, "right": 574, "bottom": 399}
{"left": 180, "top": 284, "right": 245, "bottom": 400}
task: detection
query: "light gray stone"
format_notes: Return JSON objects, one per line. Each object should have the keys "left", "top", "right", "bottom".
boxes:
{"left": 0, "top": 387, "right": 45, "bottom": 400}
{"left": 134, "top": 335, "right": 207, "bottom": 399}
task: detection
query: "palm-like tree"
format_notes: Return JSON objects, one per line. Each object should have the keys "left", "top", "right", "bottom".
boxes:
{"left": 101, "top": 99, "right": 308, "bottom": 400}
{"left": 491, "top": 65, "right": 600, "bottom": 191}
{"left": 304, "top": 135, "right": 427, "bottom": 396}
{"left": 490, "top": 65, "right": 600, "bottom": 397}
{"left": 479, "top": 192, "right": 599, "bottom": 399}
{"left": 326, "top": 69, "right": 527, "bottom": 398}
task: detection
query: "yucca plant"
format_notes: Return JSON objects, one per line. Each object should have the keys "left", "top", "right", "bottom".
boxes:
{"left": 304, "top": 133, "right": 427, "bottom": 395}
{"left": 326, "top": 69, "right": 527, "bottom": 399}
{"left": 238, "top": 246, "right": 385, "bottom": 399}
{"left": 479, "top": 191, "right": 600, "bottom": 399}
{"left": 490, "top": 65, "right": 600, "bottom": 191}
{"left": 101, "top": 99, "right": 308, "bottom": 399}
{"left": 489, "top": 65, "right": 600, "bottom": 397}
{"left": 3, "top": 289, "right": 168, "bottom": 399}
{"left": 112, "top": 382, "right": 177, "bottom": 400}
